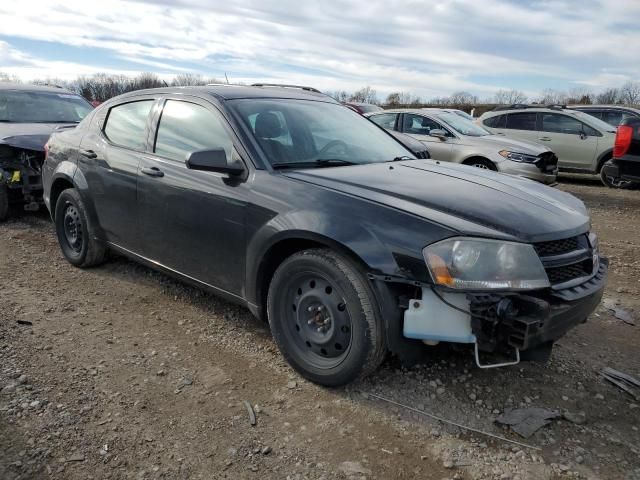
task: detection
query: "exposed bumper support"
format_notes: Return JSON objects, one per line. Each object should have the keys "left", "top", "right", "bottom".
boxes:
{"left": 402, "top": 258, "right": 608, "bottom": 356}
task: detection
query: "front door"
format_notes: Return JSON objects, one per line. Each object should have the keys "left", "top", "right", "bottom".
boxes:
{"left": 136, "top": 97, "right": 249, "bottom": 296}
{"left": 401, "top": 113, "right": 454, "bottom": 161}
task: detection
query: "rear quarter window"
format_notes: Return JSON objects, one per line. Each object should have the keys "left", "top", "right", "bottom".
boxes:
{"left": 103, "top": 100, "right": 154, "bottom": 150}
{"left": 482, "top": 114, "right": 506, "bottom": 128}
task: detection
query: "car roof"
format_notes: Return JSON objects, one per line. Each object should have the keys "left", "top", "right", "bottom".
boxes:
{"left": 568, "top": 104, "right": 640, "bottom": 112}
{"left": 370, "top": 108, "right": 452, "bottom": 115}
{"left": 0, "top": 82, "right": 79, "bottom": 94}
{"left": 112, "top": 85, "right": 338, "bottom": 103}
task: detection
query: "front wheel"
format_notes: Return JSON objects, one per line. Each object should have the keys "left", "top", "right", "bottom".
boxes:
{"left": 464, "top": 158, "right": 497, "bottom": 171}
{"left": 54, "top": 188, "right": 106, "bottom": 267}
{"left": 267, "top": 249, "right": 386, "bottom": 387}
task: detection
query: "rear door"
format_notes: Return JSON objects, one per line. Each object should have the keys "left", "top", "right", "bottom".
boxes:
{"left": 400, "top": 113, "right": 454, "bottom": 161}
{"left": 78, "top": 96, "right": 156, "bottom": 250}
{"left": 137, "top": 96, "right": 249, "bottom": 295}
{"left": 538, "top": 113, "right": 599, "bottom": 170}
{"left": 498, "top": 112, "right": 540, "bottom": 144}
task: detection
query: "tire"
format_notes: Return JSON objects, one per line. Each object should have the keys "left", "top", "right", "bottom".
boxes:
{"left": 599, "top": 164, "right": 637, "bottom": 189}
{"left": 267, "top": 249, "right": 386, "bottom": 387}
{"left": 54, "top": 188, "right": 106, "bottom": 267}
{"left": 0, "top": 183, "right": 8, "bottom": 222}
{"left": 464, "top": 158, "right": 497, "bottom": 171}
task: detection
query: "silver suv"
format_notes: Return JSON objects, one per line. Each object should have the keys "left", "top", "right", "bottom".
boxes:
{"left": 367, "top": 108, "right": 558, "bottom": 184}
{"left": 478, "top": 106, "right": 618, "bottom": 187}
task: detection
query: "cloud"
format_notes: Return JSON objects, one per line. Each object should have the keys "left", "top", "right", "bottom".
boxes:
{"left": 0, "top": 0, "right": 638, "bottom": 98}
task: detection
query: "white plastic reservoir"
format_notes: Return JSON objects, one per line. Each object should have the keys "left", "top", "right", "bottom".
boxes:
{"left": 403, "top": 288, "right": 476, "bottom": 344}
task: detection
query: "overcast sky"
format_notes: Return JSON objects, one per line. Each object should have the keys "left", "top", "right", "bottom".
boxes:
{"left": 0, "top": 0, "right": 638, "bottom": 99}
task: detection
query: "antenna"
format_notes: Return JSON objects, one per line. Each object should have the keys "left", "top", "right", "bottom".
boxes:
{"left": 225, "top": 73, "right": 230, "bottom": 84}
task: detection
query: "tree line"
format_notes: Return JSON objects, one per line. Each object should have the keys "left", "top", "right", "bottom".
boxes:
{"left": 1, "top": 71, "right": 639, "bottom": 106}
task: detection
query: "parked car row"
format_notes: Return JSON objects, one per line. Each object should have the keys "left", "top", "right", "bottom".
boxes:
{"left": 40, "top": 84, "right": 608, "bottom": 386}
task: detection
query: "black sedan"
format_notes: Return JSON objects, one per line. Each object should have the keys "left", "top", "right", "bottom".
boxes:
{"left": 43, "top": 85, "right": 607, "bottom": 386}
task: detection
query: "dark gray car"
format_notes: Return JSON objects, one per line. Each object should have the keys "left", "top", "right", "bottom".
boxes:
{"left": 43, "top": 85, "right": 607, "bottom": 386}
{"left": 0, "top": 83, "right": 92, "bottom": 220}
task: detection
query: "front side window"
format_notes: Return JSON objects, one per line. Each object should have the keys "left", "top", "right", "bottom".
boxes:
{"left": 0, "top": 90, "right": 92, "bottom": 123}
{"left": 402, "top": 114, "right": 442, "bottom": 135}
{"left": 541, "top": 113, "right": 584, "bottom": 135}
{"left": 369, "top": 113, "right": 398, "bottom": 130}
{"left": 436, "top": 112, "right": 489, "bottom": 137}
{"left": 104, "top": 100, "right": 153, "bottom": 150}
{"left": 505, "top": 112, "right": 537, "bottom": 131}
{"left": 154, "top": 100, "right": 233, "bottom": 162}
{"left": 231, "top": 99, "right": 414, "bottom": 167}
{"left": 483, "top": 114, "right": 506, "bottom": 129}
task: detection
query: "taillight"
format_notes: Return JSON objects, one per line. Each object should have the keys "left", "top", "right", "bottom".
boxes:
{"left": 613, "top": 125, "right": 633, "bottom": 158}
{"left": 44, "top": 142, "right": 49, "bottom": 161}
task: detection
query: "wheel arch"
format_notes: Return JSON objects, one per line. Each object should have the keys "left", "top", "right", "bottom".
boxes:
{"left": 462, "top": 156, "right": 497, "bottom": 170}
{"left": 251, "top": 231, "right": 372, "bottom": 322}
{"left": 49, "top": 176, "right": 75, "bottom": 221}
{"left": 596, "top": 149, "right": 613, "bottom": 172}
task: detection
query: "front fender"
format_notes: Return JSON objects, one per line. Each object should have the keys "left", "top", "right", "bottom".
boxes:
{"left": 245, "top": 207, "right": 455, "bottom": 306}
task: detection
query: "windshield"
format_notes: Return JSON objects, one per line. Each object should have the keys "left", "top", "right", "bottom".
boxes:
{"left": 232, "top": 99, "right": 414, "bottom": 168}
{"left": 571, "top": 111, "right": 616, "bottom": 133}
{"left": 0, "top": 90, "right": 92, "bottom": 123}
{"left": 452, "top": 110, "right": 474, "bottom": 121}
{"left": 436, "top": 112, "right": 490, "bottom": 137}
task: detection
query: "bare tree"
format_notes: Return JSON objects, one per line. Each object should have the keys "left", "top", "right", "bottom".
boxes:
{"left": 566, "top": 87, "right": 594, "bottom": 105}
{"left": 0, "top": 72, "right": 22, "bottom": 83}
{"left": 619, "top": 81, "right": 640, "bottom": 105}
{"left": 596, "top": 88, "right": 620, "bottom": 104}
{"left": 327, "top": 90, "right": 350, "bottom": 102}
{"left": 448, "top": 91, "right": 477, "bottom": 105}
{"left": 493, "top": 89, "right": 527, "bottom": 104}
{"left": 539, "top": 88, "right": 568, "bottom": 105}
{"left": 171, "top": 73, "right": 207, "bottom": 86}
{"left": 349, "top": 86, "right": 378, "bottom": 104}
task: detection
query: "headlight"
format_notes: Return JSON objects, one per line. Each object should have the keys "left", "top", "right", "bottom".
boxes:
{"left": 424, "top": 237, "right": 550, "bottom": 290}
{"left": 498, "top": 150, "right": 538, "bottom": 163}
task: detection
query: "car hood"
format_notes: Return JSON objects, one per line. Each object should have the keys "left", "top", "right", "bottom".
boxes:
{"left": 0, "top": 123, "right": 75, "bottom": 151}
{"left": 475, "top": 134, "right": 551, "bottom": 154}
{"left": 283, "top": 160, "right": 589, "bottom": 243}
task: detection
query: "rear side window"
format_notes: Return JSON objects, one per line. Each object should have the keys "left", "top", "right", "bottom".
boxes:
{"left": 541, "top": 113, "right": 584, "bottom": 135}
{"left": 369, "top": 113, "right": 398, "bottom": 130}
{"left": 505, "top": 112, "right": 537, "bottom": 131}
{"left": 104, "top": 100, "right": 153, "bottom": 150}
{"left": 482, "top": 114, "right": 506, "bottom": 128}
{"left": 154, "top": 100, "right": 233, "bottom": 162}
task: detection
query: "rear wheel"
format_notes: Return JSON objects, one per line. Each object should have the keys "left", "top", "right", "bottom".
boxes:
{"left": 267, "top": 249, "right": 386, "bottom": 387}
{"left": 464, "top": 157, "right": 497, "bottom": 171}
{"left": 54, "top": 188, "right": 106, "bottom": 267}
{"left": 0, "top": 183, "right": 8, "bottom": 222}
{"left": 599, "top": 163, "right": 637, "bottom": 189}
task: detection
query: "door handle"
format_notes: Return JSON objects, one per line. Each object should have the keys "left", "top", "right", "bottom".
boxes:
{"left": 79, "top": 149, "right": 97, "bottom": 159}
{"left": 537, "top": 137, "right": 552, "bottom": 141}
{"left": 141, "top": 167, "right": 164, "bottom": 178}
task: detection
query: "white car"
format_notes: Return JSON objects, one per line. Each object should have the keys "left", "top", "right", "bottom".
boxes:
{"left": 478, "top": 106, "right": 620, "bottom": 187}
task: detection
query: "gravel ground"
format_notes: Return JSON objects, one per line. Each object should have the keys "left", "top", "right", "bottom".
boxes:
{"left": 1, "top": 175, "right": 639, "bottom": 480}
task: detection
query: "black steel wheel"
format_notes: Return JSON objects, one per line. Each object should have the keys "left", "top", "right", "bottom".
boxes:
{"left": 267, "top": 249, "right": 386, "bottom": 387}
{"left": 54, "top": 188, "right": 106, "bottom": 267}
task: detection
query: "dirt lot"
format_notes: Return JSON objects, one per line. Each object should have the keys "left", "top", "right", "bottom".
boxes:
{"left": 1, "top": 176, "right": 639, "bottom": 480}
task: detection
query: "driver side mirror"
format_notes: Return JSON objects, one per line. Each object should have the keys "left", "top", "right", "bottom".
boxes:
{"left": 185, "top": 149, "right": 246, "bottom": 176}
{"left": 429, "top": 129, "right": 448, "bottom": 141}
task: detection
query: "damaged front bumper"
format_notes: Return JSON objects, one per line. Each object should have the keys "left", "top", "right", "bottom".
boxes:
{"left": 0, "top": 145, "right": 45, "bottom": 210}
{"left": 403, "top": 258, "right": 608, "bottom": 357}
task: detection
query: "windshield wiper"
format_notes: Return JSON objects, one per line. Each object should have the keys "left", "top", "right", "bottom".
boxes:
{"left": 271, "top": 159, "right": 357, "bottom": 170}
{"left": 390, "top": 156, "right": 414, "bottom": 162}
